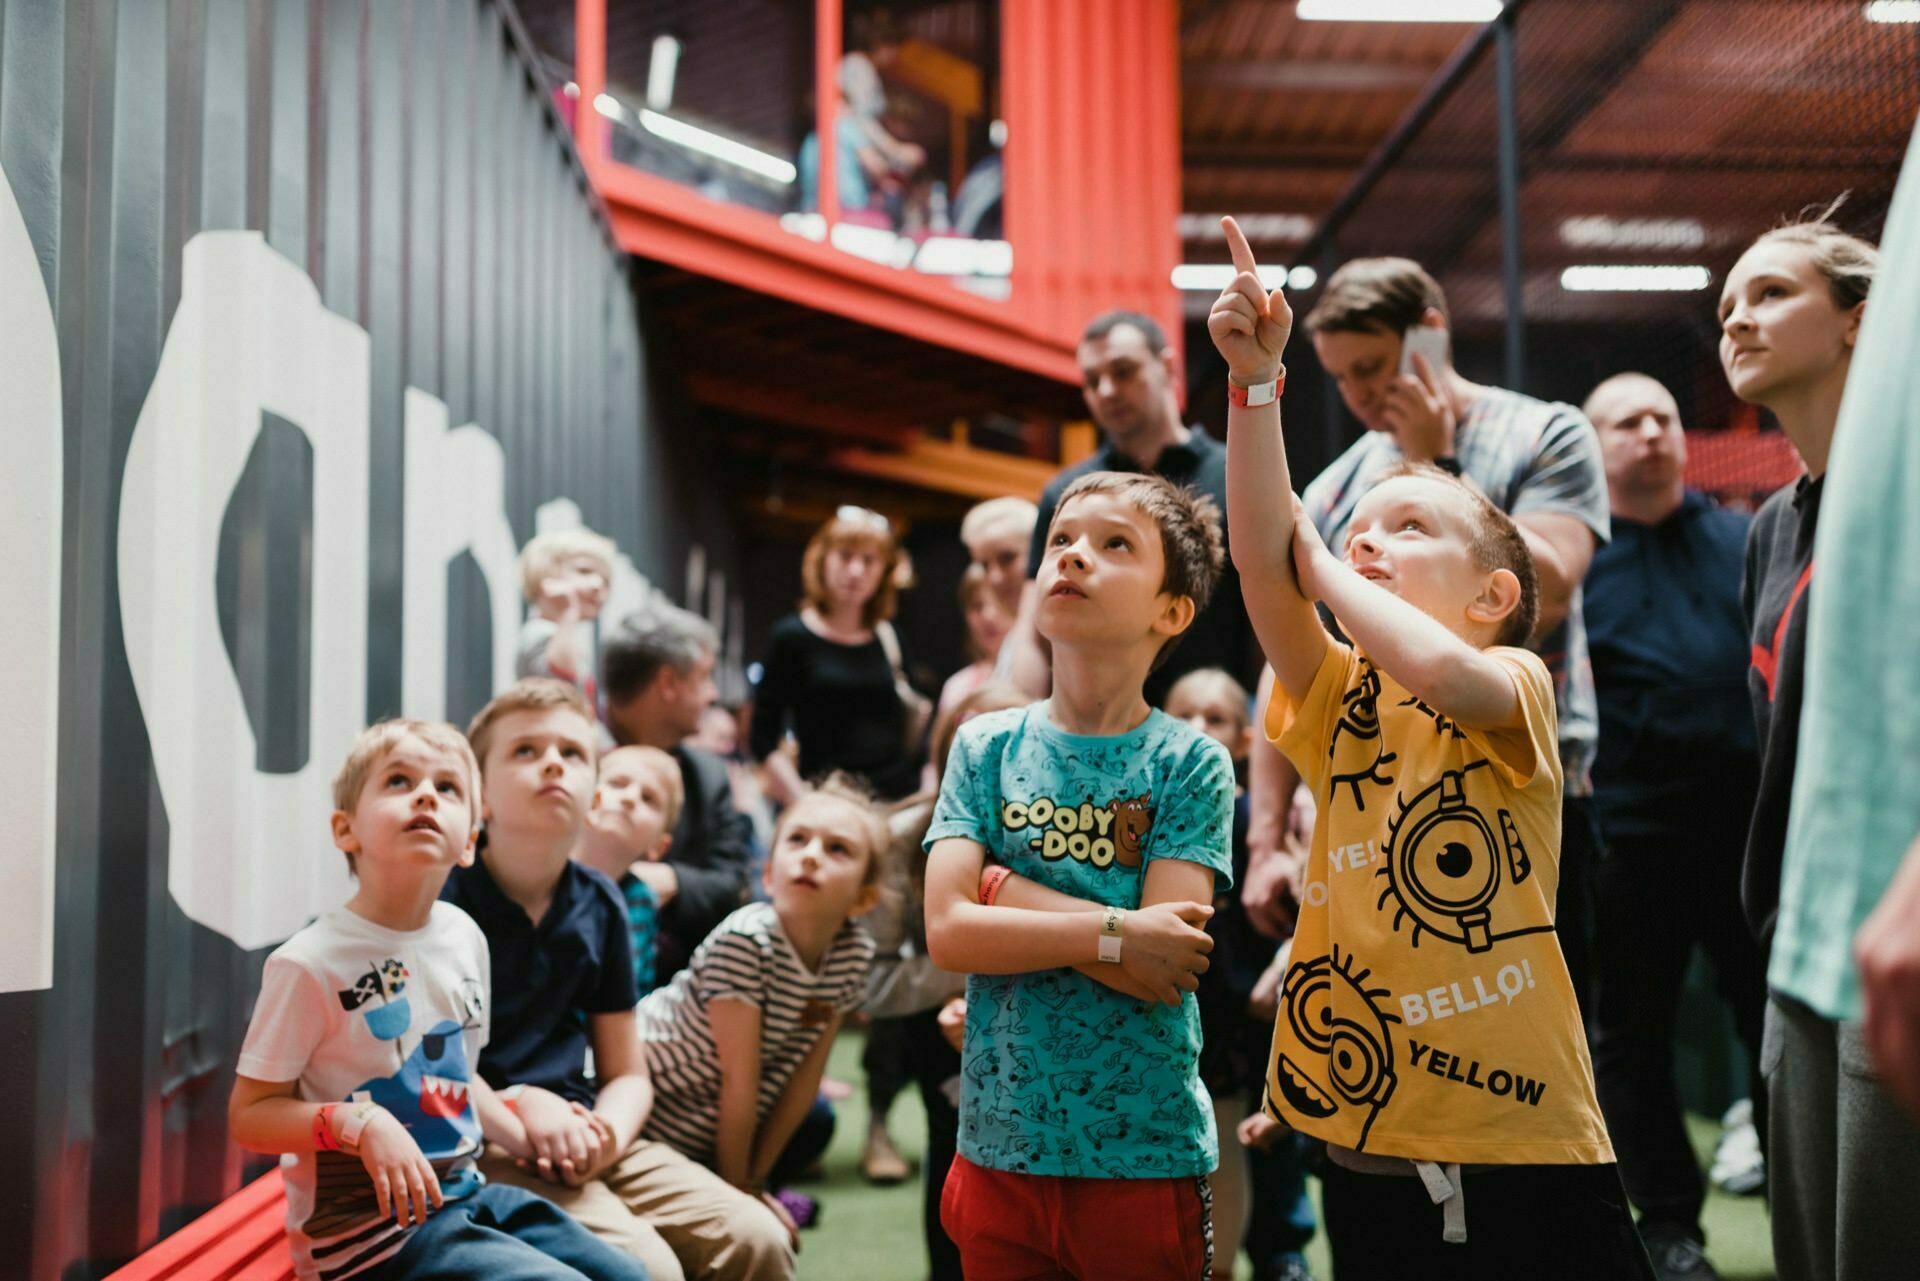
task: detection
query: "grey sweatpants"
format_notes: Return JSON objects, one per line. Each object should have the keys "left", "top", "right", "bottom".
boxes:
{"left": 1763, "top": 993, "right": 1920, "bottom": 1281}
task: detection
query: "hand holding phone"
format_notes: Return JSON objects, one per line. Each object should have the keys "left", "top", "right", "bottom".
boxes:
{"left": 1399, "top": 325, "right": 1449, "bottom": 380}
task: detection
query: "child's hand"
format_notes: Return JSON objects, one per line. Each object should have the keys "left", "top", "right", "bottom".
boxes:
{"left": 560, "top": 1102, "right": 621, "bottom": 1184}
{"left": 515, "top": 1086, "right": 606, "bottom": 1185}
{"left": 760, "top": 1190, "right": 802, "bottom": 1252}
{"left": 1120, "top": 901, "right": 1215, "bottom": 1005}
{"left": 1290, "top": 499, "right": 1339, "bottom": 601}
{"left": 1248, "top": 938, "right": 1293, "bottom": 1022}
{"left": 1238, "top": 1110, "right": 1291, "bottom": 1152}
{"left": 355, "top": 1108, "right": 445, "bottom": 1225}
{"left": 936, "top": 996, "right": 967, "bottom": 1053}
{"left": 537, "top": 574, "right": 587, "bottom": 623}
{"left": 1206, "top": 216, "right": 1293, "bottom": 387}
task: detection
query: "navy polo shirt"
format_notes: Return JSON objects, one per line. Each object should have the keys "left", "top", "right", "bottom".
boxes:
{"left": 440, "top": 851, "right": 638, "bottom": 1106}
{"left": 1584, "top": 490, "right": 1758, "bottom": 839}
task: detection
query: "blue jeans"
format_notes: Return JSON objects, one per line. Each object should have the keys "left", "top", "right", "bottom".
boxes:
{"left": 367, "top": 1184, "right": 650, "bottom": 1281}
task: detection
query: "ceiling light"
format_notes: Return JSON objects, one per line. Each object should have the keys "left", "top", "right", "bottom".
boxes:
{"left": 593, "top": 92, "right": 625, "bottom": 121}
{"left": 1177, "top": 213, "right": 1316, "bottom": 243}
{"left": 1560, "top": 265, "right": 1711, "bottom": 292}
{"left": 1559, "top": 215, "right": 1706, "bottom": 251}
{"left": 1866, "top": 1, "right": 1920, "bottom": 22}
{"left": 647, "top": 35, "right": 681, "bottom": 111}
{"left": 914, "top": 238, "right": 1013, "bottom": 277}
{"left": 1298, "top": 0, "right": 1503, "bottom": 21}
{"left": 1172, "top": 264, "right": 1292, "bottom": 291}
{"left": 1287, "top": 265, "right": 1318, "bottom": 290}
{"left": 637, "top": 109, "right": 797, "bottom": 184}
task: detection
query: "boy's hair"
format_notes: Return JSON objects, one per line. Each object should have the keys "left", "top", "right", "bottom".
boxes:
{"left": 466, "top": 677, "right": 599, "bottom": 774}
{"left": 960, "top": 496, "right": 1038, "bottom": 552}
{"left": 1166, "top": 667, "right": 1251, "bottom": 734}
{"left": 777, "top": 771, "right": 892, "bottom": 889}
{"left": 601, "top": 745, "right": 685, "bottom": 831}
{"left": 799, "top": 507, "right": 903, "bottom": 628}
{"left": 332, "top": 719, "right": 481, "bottom": 872}
{"left": 602, "top": 602, "right": 719, "bottom": 703}
{"left": 1303, "top": 256, "right": 1450, "bottom": 337}
{"left": 517, "top": 527, "right": 617, "bottom": 602}
{"left": 1378, "top": 463, "right": 1539, "bottom": 647}
{"left": 1050, "top": 471, "right": 1225, "bottom": 671}
{"left": 1751, "top": 202, "right": 1877, "bottom": 311}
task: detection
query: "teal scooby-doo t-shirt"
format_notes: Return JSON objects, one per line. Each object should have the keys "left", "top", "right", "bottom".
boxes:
{"left": 926, "top": 703, "right": 1235, "bottom": 1179}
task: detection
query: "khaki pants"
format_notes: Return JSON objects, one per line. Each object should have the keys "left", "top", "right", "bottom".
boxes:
{"left": 480, "top": 1140, "right": 795, "bottom": 1281}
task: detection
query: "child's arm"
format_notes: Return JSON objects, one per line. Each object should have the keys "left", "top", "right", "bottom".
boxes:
{"left": 469, "top": 1076, "right": 534, "bottom": 1160}
{"left": 1291, "top": 509, "right": 1525, "bottom": 730}
{"left": 747, "top": 1014, "right": 841, "bottom": 1189}
{"left": 924, "top": 836, "right": 1213, "bottom": 1005}
{"left": 989, "top": 860, "right": 1218, "bottom": 1003}
{"left": 707, "top": 997, "right": 766, "bottom": 1190}
{"left": 1210, "top": 217, "right": 1326, "bottom": 701}
{"left": 229, "top": 1075, "right": 442, "bottom": 1225}
{"left": 582, "top": 1009, "right": 652, "bottom": 1176}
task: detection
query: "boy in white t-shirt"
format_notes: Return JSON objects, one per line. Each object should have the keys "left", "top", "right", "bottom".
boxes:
{"left": 229, "top": 719, "right": 648, "bottom": 1281}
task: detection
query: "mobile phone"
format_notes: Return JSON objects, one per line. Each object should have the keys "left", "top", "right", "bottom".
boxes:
{"left": 1399, "top": 326, "right": 1449, "bottom": 380}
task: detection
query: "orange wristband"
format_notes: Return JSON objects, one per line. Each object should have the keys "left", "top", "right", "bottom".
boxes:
{"left": 980, "top": 866, "right": 1013, "bottom": 906}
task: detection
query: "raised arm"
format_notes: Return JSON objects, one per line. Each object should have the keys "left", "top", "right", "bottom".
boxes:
{"left": 1210, "top": 218, "right": 1325, "bottom": 699}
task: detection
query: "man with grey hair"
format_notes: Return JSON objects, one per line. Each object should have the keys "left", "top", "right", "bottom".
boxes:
{"left": 603, "top": 602, "right": 753, "bottom": 981}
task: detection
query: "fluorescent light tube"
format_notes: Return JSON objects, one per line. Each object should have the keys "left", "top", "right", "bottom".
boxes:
{"left": 1866, "top": 2, "right": 1920, "bottom": 22}
{"left": 647, "top": 36, "right": 681, "bottom": 111}
{"left": 637, "top": 109, "right": 797, "bottom": 185}
{"left": 1298, "top": 0, "right": 1503, "bottom": 21}
{"left": 1560, "top": 265, "right": 1711, "bottom": 292}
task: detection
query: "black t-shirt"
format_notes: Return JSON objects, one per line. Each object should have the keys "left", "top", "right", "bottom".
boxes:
{"left": 750, "top": 613, "right": 919, "bottom": 799}
{"left": 1742, "top": 474, "right": 1821, "bottom": 949}
{"left": 439, "top": 853, "right": 638, "bottom": 1106}
{"left": 1027, "top": 427, "right": 1257, "bottom": 706}
{"left": 1585, "top": 491, "right": 1759, "bottom": 840}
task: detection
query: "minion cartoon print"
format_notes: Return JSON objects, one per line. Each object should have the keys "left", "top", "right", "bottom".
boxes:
{"left": 1268, "top": 948, "right": 1401, "bottom": 1151}
{"left": 1328, "top": 661, "right": 1398, "bottom": 811}
{"left": 1375, "top": 762, "right": 1546, "bottom": 953}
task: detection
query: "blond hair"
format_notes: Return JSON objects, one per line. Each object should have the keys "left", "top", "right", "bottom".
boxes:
{"left": 1376, "top": 463, "right": 1540, "bottom": 648}
{"left": 600, "top": 744, "right": 685, "bottom": 830}
{"left": 777, "top": 772, "right": 892, "bottom": 888}
{"left": 1751, "top": 201, "right": 1878, "bottom": 312}
{"left": 799, "top": 508, "right": 903, "bottom": 627}
{"left": 960, "top": 496, "right": 1038, "bottom": 554}
{"left": 1166, "top": 668, "right": 1251, "bottom": 734}
{"left": 331, "top": 719, "right": 481, "bottom": 872}
{"left": 518, "top": 528, "right": 617, "bottom": 603}
{"left": 466, "top": 677, "right": 599, "bottom": 774}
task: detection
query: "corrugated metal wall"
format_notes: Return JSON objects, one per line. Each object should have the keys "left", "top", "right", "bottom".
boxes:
{"left": 0, "top": 2, "right": 717, "bottom": 1274}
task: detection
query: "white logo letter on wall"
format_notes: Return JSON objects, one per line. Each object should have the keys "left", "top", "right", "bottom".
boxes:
{"left": 401, "top": 389, "right": 520, "bottom": 719}
{"left": 118, "top": 232, "right": 368, "bottom": 950}
{"left": 0, "top": 166, "right": 62, "bottom": 992}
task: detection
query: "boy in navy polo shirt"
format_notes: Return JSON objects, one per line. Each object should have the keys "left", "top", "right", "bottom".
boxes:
{"left": 443, "top": 679, "right": 791, "bottom": 1281}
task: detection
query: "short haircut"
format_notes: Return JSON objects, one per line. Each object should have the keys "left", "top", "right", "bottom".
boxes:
{"left": 1377, "top": 463, "right": 1539, "bottom": 647}
{"left": 466, "top": 677, "right": 599, "bottom": 775}
{"left": 1165, "top": 667, "right": 1251, "bottom": 733}
{"left": 517, "top": 527, "right": 617, "bottom": 603}
{"left": 1303, "top": 257, "right": 1450, "bottom": 337}
{"left": 799, "top": 507, "right": 903, "bottom": 628}
{"left": 1751, "top": 204, "right": 1877, "bottom": 312}
{"left": 602, "top": 603, "right": 719, "bottom": 704}
{"left": 1580, "top": 371, "right": 1675, "bottom": 428}
{"left": 776, "top": 771, "right": 892, "bottom": 888}
{"left": 960, "top": 496, "right": 1038, "bottom": 553}
{"left": 1049, "top": 471, "right": 1226, "bottom": 671}
{"left": 1082, "top": 308, "right": 1169, "bottom": 355}
{"left": 331, "top": 719, "right": 480, "bottom": 873}
{"left": 599, "top": 744, "right": 684, "bottom": 830}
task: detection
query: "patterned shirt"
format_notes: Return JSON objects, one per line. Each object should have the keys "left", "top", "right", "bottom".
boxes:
{"left": 926, "top": 704, "right": 1235, "bottom": 1179}
{"left": 1302, "top": 386, "right": 1610, "bottom": 793}
{"left": 619, "top": 871, "right": 660, "bottom": 996}
{"left": 636, "top": 903, "right": 872, "bottom": 1162}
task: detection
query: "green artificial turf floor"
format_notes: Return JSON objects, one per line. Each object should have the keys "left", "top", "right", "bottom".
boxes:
{"left": 792, "top": 1029, "right": 1776, "bottom": 1281}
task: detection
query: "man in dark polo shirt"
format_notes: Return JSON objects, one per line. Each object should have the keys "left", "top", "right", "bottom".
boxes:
{"left": 1582, "top": 372, "right": 1766, "bottom": 1281}
{"left": 1003, "top": 308, "right": 1256, "bottom": 705}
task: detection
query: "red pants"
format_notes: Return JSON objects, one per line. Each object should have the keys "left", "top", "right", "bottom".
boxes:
{"left": 941, "top": 1154, "right": 1213, "bottom": 1280}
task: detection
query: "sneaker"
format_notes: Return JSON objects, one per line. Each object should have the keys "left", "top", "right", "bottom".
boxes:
{"left": 771, "top": 1187, "right": 819, "bottom": 1229}
{"left": 1255, "top": 1255, "right": 1316, "bottom": 1281}
{"left": 1709, "top": 1105, "right": 1766, "bottom": 1197}
{"left": 1643, "top": 1230, "right": 1721, "bottom": 1281}
{"left": 861, "top": 1125, "right": 911, "bottom": 1184}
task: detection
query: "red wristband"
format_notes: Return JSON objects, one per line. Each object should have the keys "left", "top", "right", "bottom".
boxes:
{"left": 314, "top": 1103, "right": 339, "bottom": 1152}
{"left": 1228, "top": 373, "right": 1283, "bottom": 408}
{"left": 980, "top": 866, "right": 1013, "bottom": 906}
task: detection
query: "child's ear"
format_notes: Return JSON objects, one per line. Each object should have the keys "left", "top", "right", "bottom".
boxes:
{"left": 849, "top": 880, "right": 883, "bottom": 919}
{"left": 1234, "top": 724, "right": 1254, "bottom": 763}
{"left": 1155, "top": 592, "right": 1197, "bottom": 638}
{"left": 458, "top": 823, "right": 479, "bottom": 868}
{"left": 650, "top": 834, "right": 674, "bottom": 864}
{"left": 330, "top": 811, "right": 360, "bottom": 857}
{"left": 1466, "top": 567, "right": 1522, "bottom": 632}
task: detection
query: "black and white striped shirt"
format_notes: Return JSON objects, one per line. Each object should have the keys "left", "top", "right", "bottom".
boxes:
{"left": 636, "top": 903, "right": 873, "bottom": 1162}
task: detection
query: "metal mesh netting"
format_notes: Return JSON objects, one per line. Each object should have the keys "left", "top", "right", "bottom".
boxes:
{"left": 1289, "top": 0, "right": 1918, "bottom": 508}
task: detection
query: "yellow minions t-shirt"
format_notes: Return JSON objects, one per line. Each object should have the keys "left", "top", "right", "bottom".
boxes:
{"left": 1261, "top": 637, "right": 1614, "bottom": 1165}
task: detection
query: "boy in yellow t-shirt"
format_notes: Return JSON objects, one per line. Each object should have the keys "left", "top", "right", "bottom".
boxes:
{"left": 1209, "top": 218, "right": 1652, "bottom": 1279}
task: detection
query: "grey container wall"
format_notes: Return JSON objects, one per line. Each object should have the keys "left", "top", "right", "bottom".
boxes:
{"left": 0, "top": 1, "right": 711, "bottom": 1273}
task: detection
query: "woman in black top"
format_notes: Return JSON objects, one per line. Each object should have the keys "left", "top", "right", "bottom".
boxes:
{"left": 751, "top": 505, "right": 921, "bottom": 804}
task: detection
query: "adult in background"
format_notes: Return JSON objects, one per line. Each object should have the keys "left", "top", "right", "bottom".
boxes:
{"left": 1242, "top": 258, "right": 1609, "bottom": 1013}
{"left": 1582, "top": 372, "right": 1766, "bottom": 1281}
{"left": 750, "top": 505, "right": 924, "bottom": 1186}
{"left": 1000, "top": 309, "right": 1258, "bottom": 705}
{"left": 934, "top": 564, "right": 1011, "bottom": 723}
{"left": 960, "top": 495, "right": 1037, "bottom": 626}
{"left": 1719, "top": 206, "right": 1920, "bottom": 1281}
{"left": 602, "top": 604, "right": 754, "bottom": 983}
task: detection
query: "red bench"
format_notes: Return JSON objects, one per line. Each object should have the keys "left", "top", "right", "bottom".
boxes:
{"left": 106, "top": 1168, "right": 295, "bottom": 1281}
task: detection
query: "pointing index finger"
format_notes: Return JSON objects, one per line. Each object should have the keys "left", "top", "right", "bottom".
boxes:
{"left": 1222, "top": 216, "right": 1261, "bottom": 279}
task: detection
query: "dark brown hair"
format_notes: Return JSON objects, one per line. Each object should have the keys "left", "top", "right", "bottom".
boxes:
{"left": 1303, "top": 256, "right": 1450, "bottom": 337}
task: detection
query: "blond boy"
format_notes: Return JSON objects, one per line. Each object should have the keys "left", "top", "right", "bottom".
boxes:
{"left": 578, "top": 745, "right": 684, "bottom": 996}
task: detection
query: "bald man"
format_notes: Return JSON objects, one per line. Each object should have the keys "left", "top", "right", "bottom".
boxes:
{"left": 1582, "top": 373, "right": 1767, "bottom": 1281}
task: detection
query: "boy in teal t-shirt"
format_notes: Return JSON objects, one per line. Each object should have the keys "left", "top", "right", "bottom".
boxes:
{"left": 926, "top": 472, "right": 1234, "bottom": 1280}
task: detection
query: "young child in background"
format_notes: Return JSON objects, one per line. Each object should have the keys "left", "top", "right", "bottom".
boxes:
{"left": 229, "top": 719, "right": 648, "bottom": 1281}
{"left": 577, "top": 744, "right": 684, "bottom": 997}
{"left": 636, "top": 775, "right": 884, "bottom": 1245}
{"left": 1212, "top": 218, "right": 1649, "bottom": 1278}
{"left": 924, "top": 471, "right": 1234, "bottom": 1281}
{"left": 518, "top": 528, "right": 618, "bottom": 704}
